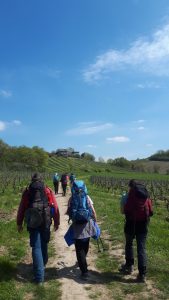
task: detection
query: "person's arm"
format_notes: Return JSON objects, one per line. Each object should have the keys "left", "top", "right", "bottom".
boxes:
{"left": 148, "top": 198, "right": 153, "bottom": 217}
{"left": 87, "top": 195, "right": 97, "bottom": 222}
{"left": 66, "top": 197, "right": 72, "bottom": 215}
{"left": 16, "top": 189, "right": 29, "bottom": 232}
{"left": 53, "top": 197, "right": 60, "bottom": 231}
{"left": 120, "top": 193, "right": 128, "bottom": 214}
{"left": 45, "top": 187, "right": 60, "bottom": 231}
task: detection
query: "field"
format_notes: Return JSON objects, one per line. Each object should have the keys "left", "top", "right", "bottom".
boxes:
{"left": 0, "top": 157, "right": 169, "bottom": 299}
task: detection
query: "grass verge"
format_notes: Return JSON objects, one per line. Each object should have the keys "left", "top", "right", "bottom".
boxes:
{"left": 89, "top": 183, "right": 169, "bottom": 300}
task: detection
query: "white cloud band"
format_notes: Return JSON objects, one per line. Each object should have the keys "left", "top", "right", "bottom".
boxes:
{"left": 83, "top": 22, "right": 169, "bottom": 82}
{"left": 66, "top": 122, "right": 113, "bottom": 136}
{"left": 106, "top": 136, "right": 130, "bottom": 143}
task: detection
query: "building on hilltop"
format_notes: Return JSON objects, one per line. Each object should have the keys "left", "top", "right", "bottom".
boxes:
{"left": 55, "top": 148, "right": 80, "bottom": 158}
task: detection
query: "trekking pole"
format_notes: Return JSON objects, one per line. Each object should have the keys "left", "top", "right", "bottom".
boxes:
{"left": 97, "top": 239, "right": 101, "bottom": 252}
{"left": 99, "top": 237, "right": 106, "bottom": 251}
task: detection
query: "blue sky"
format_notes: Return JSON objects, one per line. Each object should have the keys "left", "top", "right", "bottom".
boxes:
{"left": 1, "top": 0, "right": 169, "bottom": 161}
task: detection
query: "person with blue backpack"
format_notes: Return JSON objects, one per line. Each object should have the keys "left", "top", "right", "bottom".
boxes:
{"left": 53, "top": 173, "right": 60, "bottom": 194}
{"left": 67, "top": 180, "right": 97, "bottom": 279}
{"left": 69, "top": 173, "right": 76, "bottom": 185}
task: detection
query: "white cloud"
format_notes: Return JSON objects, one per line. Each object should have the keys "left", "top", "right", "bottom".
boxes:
{"left": 136, "top": 82, "right": 160, "bottom": 89}
{"left": 0, "top": 121, "right": 6, "bottom": 131}
{"left": 137, "top": 126, "right": 145, "bottom": 130}
{"left": 0, "top": 89, "right": 12, "bottom": 98}
{"left": 12, "top": 120, "right": 22, "bottom": 126}
{"left": 146, "top": 143, "right": 153, "bottom": 147}
{"left": 106, "top": 136, "right": 130, "bottom": 143}
{"left": 85, "top": 144, "right": 97, "bottom": 148}
{"left": 66, "top": 122, "right": 113, "bottom": 136}
{"left": 137, "top": 119, "right": 145, "bottom": 123}
{"left": 83, "top": 22, "right": 169, "bottom": 82}
{"left": 41, "top": 68, "right": 61, "bottom": 79}
{"left": 0, "top": 119, "right": 22, "bottom": 131}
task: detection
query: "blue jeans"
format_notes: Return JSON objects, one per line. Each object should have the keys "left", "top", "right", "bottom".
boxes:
{"left": 29, "top": 228, "right": 50, "bottom": 282}
{"left": 125, "top": 233, "right": 147, "bottom": 275}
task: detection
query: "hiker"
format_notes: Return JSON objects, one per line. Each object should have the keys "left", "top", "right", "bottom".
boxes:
{"left": 119, "top": 179, "right": 153, "bottom": 282}
{"left": 53, "top": 172, "right": 60, "bottom": 194}
{"left": 60, "top": 173, "right": 69, "bottom": 196}
{"left": 69, "top": 173, "right": 76, "bottom": 185}
{"left": 17, "top": 173, "right": 60, "bottom": 285}
{"left": 67, "top": 180, "right": 97, "bottom": 279}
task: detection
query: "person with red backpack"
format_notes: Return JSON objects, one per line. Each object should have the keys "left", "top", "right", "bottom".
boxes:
{"left": 119, "top": 179, "right": 153, "bottom": 283}
{"left": 60, "top": 173, "right": 69, "bottom": 196}
{"left": 17, "top": 173, "right": 60, "bottom": 285}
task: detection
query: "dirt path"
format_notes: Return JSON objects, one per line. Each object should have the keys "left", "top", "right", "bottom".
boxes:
{"left": 52, "top": 189, "right": 111, "bottom": 300}
{"left": 16, "top": 187, "right": 162, "bottom": 299}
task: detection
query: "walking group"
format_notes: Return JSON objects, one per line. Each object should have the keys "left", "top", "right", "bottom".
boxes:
{"left": 16, "top": 173, "right": 153, "bottom": 285}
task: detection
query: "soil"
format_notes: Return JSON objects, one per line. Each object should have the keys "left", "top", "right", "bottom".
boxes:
{"left": 51, "top": 188, "right": 162, "bottom": 300}
{"left": 16, "top": 187, "right": 163, "bottom": 300}
{"left": 51, "top": 189, "right": 111, "bottom": 300}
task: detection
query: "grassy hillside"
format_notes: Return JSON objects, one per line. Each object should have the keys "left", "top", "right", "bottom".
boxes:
{"left": 131, "top": 159, "right": 169, "bottom": 174}
{"left": 47, "top": 156, "right": 114, "bottom": 175}
{"left": 47, "top": 156, "right": 169, "bottom": 179}
{"left": 0, "top": 158, "right": 169, "bottom": 299}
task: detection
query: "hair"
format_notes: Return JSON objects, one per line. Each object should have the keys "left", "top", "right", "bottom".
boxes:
{"left": 31, "top": 172, "right": 42, "bottom": 182}
{"left": 128, "top": 179, "right": 137, "bottom": 188}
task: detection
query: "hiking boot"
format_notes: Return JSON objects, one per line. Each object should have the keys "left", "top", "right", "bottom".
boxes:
{"left": 80, "top": 272, "right": 89, "bottom": 280}
{"left": 37, "top": 282, "right": 43, "bottom": 286}
{"left": 31, "top": 278, "right": 44, "bottom": 285}
{"left": 119, "top": 263, "right": 133, "bottom": 274}
{"left": 136, "top": 274, "right": 146, "bottom": 283}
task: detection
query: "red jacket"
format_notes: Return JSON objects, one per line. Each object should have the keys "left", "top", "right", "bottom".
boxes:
{"left": 17, "top": 186, "right": 60, "bottom": 228}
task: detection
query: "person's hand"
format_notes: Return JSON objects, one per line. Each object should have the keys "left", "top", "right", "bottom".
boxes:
{"left": 17, "top": 225, "right": 23, "bottom": 233}
{"left": 54, "top": 224, "right": 59, "bottom": 231}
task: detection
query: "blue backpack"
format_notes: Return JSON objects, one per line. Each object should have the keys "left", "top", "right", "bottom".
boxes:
{"left": 69, "top": 180, "right": 92, "bottom": 224}
{"left": 70, "top": 174, "right": 76, "bottom": 184}
{"left": 53, "top": 174, "right": 59, "bottom": 182}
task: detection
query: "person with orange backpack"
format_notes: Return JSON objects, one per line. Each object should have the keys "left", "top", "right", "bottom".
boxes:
{"left": 119, "top": 179, "right": 153, "bottom": 283}
{"left": 17, "top": 173, "right": 60, "bottom": 285}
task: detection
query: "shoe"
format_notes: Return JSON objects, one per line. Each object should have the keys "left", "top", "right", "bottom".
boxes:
{"left": 37, "top": 282, "right": 43, "bottom": 286}
{"left": 80, "top": 272, "right": 89, "bottom": 280}
{"left": 119, "top": 263, "right": 133, "bottom": 274}
{"left": 31, "top": 278, "right": 44, "bottom": 285}
{"left": 136, "top": 274, "right": 146, "bottom": 283}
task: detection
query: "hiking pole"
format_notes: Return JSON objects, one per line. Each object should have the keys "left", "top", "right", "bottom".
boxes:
{"left": 97, "top": 237, "right": 106, "bottom": 252}
{"left": 97, "top": 239, "right": 101, "bottom": 252}
{"left": 99, "top": 237, "right": 106, "bottom": 251}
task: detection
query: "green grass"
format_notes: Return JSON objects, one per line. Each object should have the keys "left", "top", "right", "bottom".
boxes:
{"left": 88, "top": 183, "right": 169, "bottom": 299}
{"left": 1, "top": 163, "right": 169, "bottom": 299}
{"left": 0, "top": 182, "right": 61, "bottom": 300}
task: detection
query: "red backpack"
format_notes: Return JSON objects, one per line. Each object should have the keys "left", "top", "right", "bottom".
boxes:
{"left": 124, "top": 183, "right": 153, "bottom": 221}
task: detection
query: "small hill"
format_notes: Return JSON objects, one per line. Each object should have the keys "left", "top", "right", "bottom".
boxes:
{"left": 132, "top": 159, "right": 169, "bottom": 175}
{"left": 47, "top": 156, "right": 123, "bottom": 175}
{"left": 47, "top": 156, "right": 169, "bottom": 176}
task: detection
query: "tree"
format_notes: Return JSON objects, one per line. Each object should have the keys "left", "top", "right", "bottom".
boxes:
{"left": 98, "top": 156, "right": 105, "bottom": 163}
{"left": 0, "top": 139, "right": 49, "bottom": 171}
{"left": 113, "top": 157, "right": 131, "bottom": 168}
{"left": 107, "top": 158, "right": 114, "bottom": 164}
{"left": 81, "top": 152, "right": 95, "bottom": 161}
